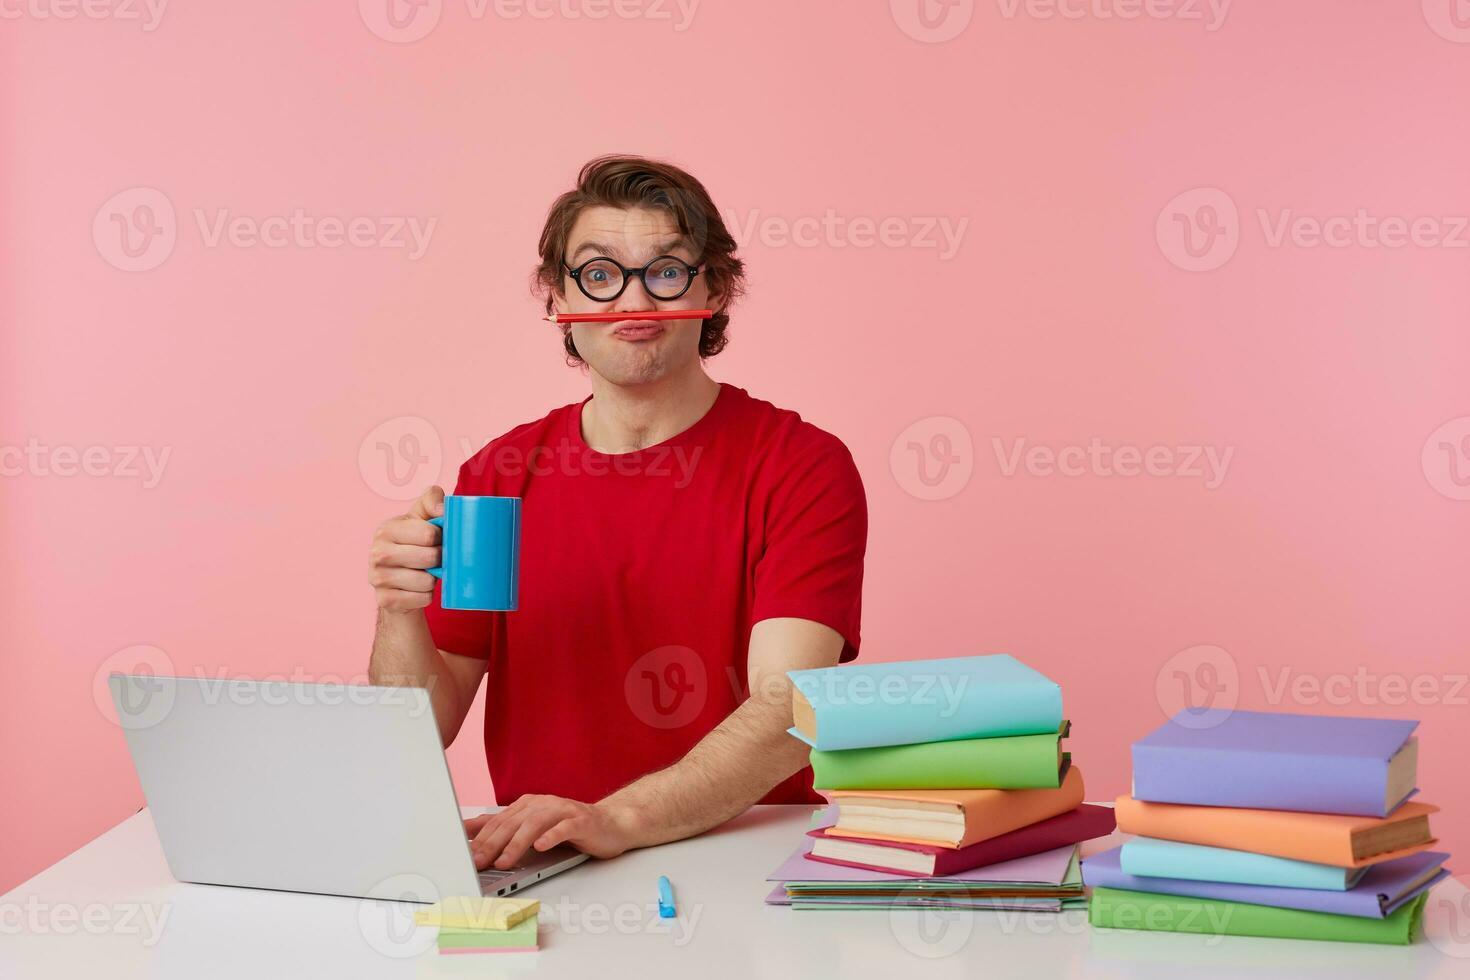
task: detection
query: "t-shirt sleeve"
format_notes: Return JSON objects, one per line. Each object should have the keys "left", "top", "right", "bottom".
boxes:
{"left": 422, "top": 461, "right": 503, "bottom": 661}
{"left": 750, "top": 436, "right": 868, "bottom": 662}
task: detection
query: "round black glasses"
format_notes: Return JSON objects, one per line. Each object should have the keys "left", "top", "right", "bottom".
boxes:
{"left": 563, "top": 255, "right": 701, "bottom": 302}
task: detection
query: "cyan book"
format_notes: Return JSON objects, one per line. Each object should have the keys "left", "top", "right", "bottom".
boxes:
{"left": 1120, "top": 837, "right": 1366, "bottom": 890}
{"left": 787, "top": 654, "right": 1063, "bottom": 751}
{"left": 1131, "top": 709, "right": 1419, "bottom": 817}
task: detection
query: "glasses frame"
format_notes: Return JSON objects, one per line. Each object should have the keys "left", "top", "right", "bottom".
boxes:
{"left": 562, "top": 254, "right": 702, "bottom": 303}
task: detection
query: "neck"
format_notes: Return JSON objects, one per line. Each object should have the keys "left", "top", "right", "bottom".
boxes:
{"left": 581, "top": 365, "right": 721, "bottom": 453}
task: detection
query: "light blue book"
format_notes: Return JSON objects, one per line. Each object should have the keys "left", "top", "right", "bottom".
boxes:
{"left": 1119, "top": 837, "right": 1368, "bottom": 891}
{"left": 787, "top": 654, "right": 1063, "bottom": 751}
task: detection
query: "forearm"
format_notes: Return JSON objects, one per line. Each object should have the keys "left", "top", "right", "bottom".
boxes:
{"left": 369, "top": 609, "right": 463, "bottom": 741}
{"left": 597, "top": 680, "right": 810, "bottom": 848}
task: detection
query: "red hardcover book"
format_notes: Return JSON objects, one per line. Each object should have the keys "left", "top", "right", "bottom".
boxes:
{"left": 803, "top": 804, "right": 1116, "bottom": 877}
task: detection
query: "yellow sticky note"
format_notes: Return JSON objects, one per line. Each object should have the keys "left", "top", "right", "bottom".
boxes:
{"left": 414, "top": 897, "right": 539, "bottom": 931}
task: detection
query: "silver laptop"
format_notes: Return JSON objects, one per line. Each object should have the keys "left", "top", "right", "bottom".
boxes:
{"left": 108, "top": 673, "right": 588, "bottom": 901}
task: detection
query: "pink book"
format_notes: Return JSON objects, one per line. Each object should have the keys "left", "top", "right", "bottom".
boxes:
{"left": 805, "top": 803, "right": 1115, "bottom": 876}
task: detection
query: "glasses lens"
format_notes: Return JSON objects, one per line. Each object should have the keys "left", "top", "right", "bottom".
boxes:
{"left": 643, "top": 256, "right": 692, "bottom": 299}
{"left": 577, "top": 258, "right": 624, "bottom": 300}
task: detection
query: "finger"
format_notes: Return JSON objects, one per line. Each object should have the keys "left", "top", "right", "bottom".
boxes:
{"left": 409, "top": 485, "right": 446, "bottom": 521}
{"left": 496, "top": 810, "right": 569, "bottom": 870}
{"left": 472, "top": 810, "right": 528, "bottom": 869}
{"left": 385, "top": 516, "right": 441, "bottom": 548}
{"left": 533, "top": 816, "right": 581, "bottom": 852}
{"left": 376, "top": 542, "right": 441, "bottom": 570}
{"left": 369, "top": 567, "right": 436, "bottom": 593}
{"left": 463, "top": 813, "right": 495, "bottom": 837}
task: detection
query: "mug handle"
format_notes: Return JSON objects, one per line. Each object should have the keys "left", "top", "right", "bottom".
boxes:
{"left": 425, "top": 516, "right": 445, "bottom": 579}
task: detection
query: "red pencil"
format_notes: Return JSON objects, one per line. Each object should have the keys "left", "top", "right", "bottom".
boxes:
{"left": 542, "top": 309, "right": 714, "bottom": 324}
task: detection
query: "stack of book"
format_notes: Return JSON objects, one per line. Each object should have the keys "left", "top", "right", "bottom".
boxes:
{"left": 1085, "top": 709, "right": 1450, "bottom": 945}
{"left": 769, "top": 654, "right": 1116, "bottom": 910}
{"left": 414, "top": 896, "right": 540, "bottom": 955}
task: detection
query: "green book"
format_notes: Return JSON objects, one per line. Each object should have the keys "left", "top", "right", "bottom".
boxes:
{"left": 437, "top": 917, "right": 538, "bottom": 950}
{"left": 1088, "top": 888, "right": 1427, "bottom": 946}
{"left": 809, "top": 722, "right": 1069, "bottom": 789}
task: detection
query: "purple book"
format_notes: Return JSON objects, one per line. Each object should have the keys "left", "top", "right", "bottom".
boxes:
{"left": 1132, "top": 709, "right": 1419, "bottom": 816}
{"left": 1082, "top": 847, "right": 1448, "bottom": 918}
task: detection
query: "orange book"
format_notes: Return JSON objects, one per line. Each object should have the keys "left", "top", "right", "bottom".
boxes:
{"left": 823, "top": 766, "right": 1085, "bottom": 849}
{"left": 1114, "top": 795, "right": 1438, "bottom": 867}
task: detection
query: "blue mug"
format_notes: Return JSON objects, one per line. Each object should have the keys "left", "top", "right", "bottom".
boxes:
{"left": 427, "top": 495, "right": 521, "bottom": 611}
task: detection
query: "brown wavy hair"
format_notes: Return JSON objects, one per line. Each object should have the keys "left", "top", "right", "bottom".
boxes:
{"left": 533, "top": 155, "right": 745, "bottom": 363}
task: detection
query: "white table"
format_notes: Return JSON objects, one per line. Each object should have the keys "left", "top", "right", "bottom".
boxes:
{"left": 2, "top": 806, "right": 1466, "bottom": 978}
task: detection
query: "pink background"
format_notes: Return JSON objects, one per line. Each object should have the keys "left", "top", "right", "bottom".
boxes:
{"left": 4, "top": 3, "right": 1469, "bottom": 892}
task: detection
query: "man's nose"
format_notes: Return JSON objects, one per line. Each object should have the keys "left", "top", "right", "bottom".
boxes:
{"left": 611, "top": 275, "right": 657, "bottom": 312}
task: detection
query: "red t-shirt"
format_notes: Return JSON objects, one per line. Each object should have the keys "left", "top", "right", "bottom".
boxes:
{"left": 423, "top": 383, "right": 866, "bottom": 806}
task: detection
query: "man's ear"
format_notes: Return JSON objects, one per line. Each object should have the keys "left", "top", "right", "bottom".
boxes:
{"left": 703, "top": 281, "right": 726, "bottom": 315}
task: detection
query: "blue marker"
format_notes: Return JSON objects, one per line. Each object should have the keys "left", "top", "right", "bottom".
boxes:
{"left": 657, "top": 875, "right": 676, "bottom": 918}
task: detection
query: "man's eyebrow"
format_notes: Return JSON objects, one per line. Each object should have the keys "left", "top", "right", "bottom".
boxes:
{"left": 568, "top": 238, "right": 690, "bottom": 263}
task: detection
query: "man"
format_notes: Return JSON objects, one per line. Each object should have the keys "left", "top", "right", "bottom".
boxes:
{"left": 367, "top": 155, "right": 866, "bottom": 872}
